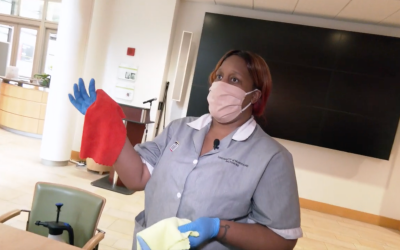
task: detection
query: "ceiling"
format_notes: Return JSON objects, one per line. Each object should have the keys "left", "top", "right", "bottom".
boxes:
{"left": 184, "top": 0, "right": 400, "bottom": 27}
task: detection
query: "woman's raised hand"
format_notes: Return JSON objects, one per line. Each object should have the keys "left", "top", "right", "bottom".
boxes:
{"left": 68, "top": 78, "right": 97, "bottom": 115}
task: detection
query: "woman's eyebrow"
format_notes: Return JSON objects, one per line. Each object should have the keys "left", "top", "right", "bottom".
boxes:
{"left": 217, "top": 68, "right": 244, "bottom": 78}
{"left": 230, "top": 70, "right": 243, "bottom": 77}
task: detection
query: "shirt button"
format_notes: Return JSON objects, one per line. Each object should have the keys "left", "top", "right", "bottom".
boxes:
{"left": 193, "top": 159, "right": 198, "bottom": 164}
{"left": 177, "top": 192, "right": 181, "bottom": 198}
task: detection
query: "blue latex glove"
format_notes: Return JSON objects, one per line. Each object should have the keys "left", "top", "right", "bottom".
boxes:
{"left": 68, "top": 78, "right": 96, "bottom": 115}
{"left": 178, "top": 217, "right": 220, "bottom": 248}
{"left": 137, "top": 236, "right": 151, "bottom": 250}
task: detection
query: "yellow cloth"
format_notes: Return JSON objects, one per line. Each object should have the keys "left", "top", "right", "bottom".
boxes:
{"left": 137, "top": 217, "right": 199, "bottom": 250}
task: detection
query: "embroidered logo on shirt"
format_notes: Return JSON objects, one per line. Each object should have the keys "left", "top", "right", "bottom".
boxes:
{"left": 170, "top": 141, "right": 179, "bottom": 152}
{"left": 218, "top": 156, "right": 248, "bottom": 167}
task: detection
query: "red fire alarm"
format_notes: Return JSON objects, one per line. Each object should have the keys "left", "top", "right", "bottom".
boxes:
{"left": 127, "top": 47, "right": 135, "bottom": 56}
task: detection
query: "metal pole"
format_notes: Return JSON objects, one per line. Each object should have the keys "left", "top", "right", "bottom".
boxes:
{"left": 155, "top": 82, "right": 169, "bottom": 137}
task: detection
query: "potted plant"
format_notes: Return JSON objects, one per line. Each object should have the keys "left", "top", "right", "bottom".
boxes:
{"left": 34, "top": 73, "right": 51, "bottom": 87}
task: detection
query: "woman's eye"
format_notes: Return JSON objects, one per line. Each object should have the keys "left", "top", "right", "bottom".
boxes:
{"left": 231, "top": 77, "right": 239, "bottom": 83}
{"left": 216, "top": 74, "right": 223, "bottom": 80}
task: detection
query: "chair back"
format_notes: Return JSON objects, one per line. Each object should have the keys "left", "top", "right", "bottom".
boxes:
{"left": 27, "top": 182, "right": 105, "bottom": 248}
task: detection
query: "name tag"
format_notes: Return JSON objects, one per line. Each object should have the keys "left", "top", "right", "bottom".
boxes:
{"left": 170, "top": 141, "right": 179, "bottom": 152}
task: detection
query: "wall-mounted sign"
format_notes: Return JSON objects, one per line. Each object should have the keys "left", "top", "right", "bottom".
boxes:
{"left": 118, "top": 64, "right": 138, "bottom": 82}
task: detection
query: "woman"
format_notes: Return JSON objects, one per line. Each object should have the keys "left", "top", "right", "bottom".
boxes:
{"left": 69, "top": 50, "right": 302, "bottom": 250}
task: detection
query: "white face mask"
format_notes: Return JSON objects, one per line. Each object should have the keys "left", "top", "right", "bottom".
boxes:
{"left": 207, "top": 81, "right": 258, "bottom": 123}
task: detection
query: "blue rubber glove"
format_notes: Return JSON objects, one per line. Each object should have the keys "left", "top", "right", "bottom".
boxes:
{"left": 178, "top": 217, "right": 220, "bottom": 248}
{"left": 137, "top": 236, "right": 151, "bottom": 250}
{"left": 68, "top": 78, "right": 96, "bottom": 115}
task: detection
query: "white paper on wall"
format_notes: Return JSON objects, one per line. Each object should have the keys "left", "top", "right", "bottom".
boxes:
{"left": 115, "top": 64, "right": 138, "bottom": 101}
{"left": 115, "top": 85, "right": 134, "bottom": 101}
{"left": 118, "top": 64, "right": 138, "bottom": 82}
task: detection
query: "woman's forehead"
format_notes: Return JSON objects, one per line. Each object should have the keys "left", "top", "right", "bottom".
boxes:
{"left": 219, "top": 55, "right": 247, "bottom": 73}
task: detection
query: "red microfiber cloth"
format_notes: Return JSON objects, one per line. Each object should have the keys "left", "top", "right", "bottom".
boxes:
{"left": 80, "top": 90, "right": 127, "bottom": 166}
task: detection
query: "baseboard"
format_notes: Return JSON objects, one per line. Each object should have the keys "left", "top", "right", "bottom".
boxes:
{"left": 300, "top": 198, "right": 400, "bottom": 230}
{"left": 70, "top": 150, "right": 86, "bottom": 162}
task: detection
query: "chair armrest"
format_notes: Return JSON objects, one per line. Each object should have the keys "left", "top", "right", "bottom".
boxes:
{"left": 82, "top": 229, "right": 105, "bottom": 250}
{"left": 0, "top": 209, "right": 21, "bottom": 223}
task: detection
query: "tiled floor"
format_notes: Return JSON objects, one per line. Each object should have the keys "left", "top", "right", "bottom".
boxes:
{"left": 0, "top": 128, "right": 400, "bottom": 250}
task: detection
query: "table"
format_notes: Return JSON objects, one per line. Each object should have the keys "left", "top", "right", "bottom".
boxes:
{"left": 0, "top": 223, "right": 80, "bottom": 250}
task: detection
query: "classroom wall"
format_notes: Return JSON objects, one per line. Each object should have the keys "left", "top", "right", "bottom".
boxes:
{"left": 166, "top": 1, "right": 400, "bottom": 220}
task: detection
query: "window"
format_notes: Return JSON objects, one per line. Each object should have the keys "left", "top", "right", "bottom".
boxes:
{"left": 0, "top": 24, "right": 13, "bottom": 43}
{"left": 16, "top": 27, "right": 38, "bottom": 77}
{"left": 0, "top": 0, "right": 17, "bottom": 16}
{"left": 43, "top": 31, "right": 56, "bottom": 74}
{"left": 0, "top": 0, "right": 60, "bottom": 78}
{"left": 0, "top": 24, "right": 13, "bottom": 75}
{"left": 19, "top": 0, "right": 44, "bottom": 20}
{"left": 0, "top": 0, "right": 61, "bottom": 22}
{"left": 46, "top": 0, "right": 61, "bottom": 22}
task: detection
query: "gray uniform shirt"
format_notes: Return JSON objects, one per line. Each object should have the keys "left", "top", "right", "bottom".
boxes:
{"left": 132, "top": 114, "right": 302, "bottom": 250}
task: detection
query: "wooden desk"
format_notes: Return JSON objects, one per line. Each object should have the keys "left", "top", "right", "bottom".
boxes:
{"left": 89, "top": 103, "right": 154, "bottom": 192}
{"left": 119, "top": 103, "right": 152, "bottom": 144}
{"left": 0, "top": 81, "right": 49, "bottom": 137}
{"left": 0, "top": 223, "right": 80, "bottom": 250}
{"left": 109, "top": 103, "right": 153, "bottom": 187}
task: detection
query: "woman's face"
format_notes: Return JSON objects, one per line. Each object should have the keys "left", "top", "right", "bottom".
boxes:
{"left": 214, "top": 55, "right": 260, "bottom": 109}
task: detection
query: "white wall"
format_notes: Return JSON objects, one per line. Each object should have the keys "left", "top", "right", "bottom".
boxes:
{"left": 101, "top": 0, "right": 179, "bottom": 138}
{"left": 71, "top": 0, "right": 179, "bottom": 151}
{"left": 166, "top": 1, "right": 400, "bottom": 220}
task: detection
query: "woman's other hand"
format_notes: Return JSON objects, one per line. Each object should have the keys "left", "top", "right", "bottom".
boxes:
{"left": 68, "top": 78, "right": 97, "bottom": 115}
{"left": 137, "top": 236, "right": 151, "bottom": 250}
{"left": 178, "top": 217, "right": 220, "bottom": 248}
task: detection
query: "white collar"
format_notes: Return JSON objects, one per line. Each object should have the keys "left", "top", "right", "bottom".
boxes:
{"left": 187, "top": 114, "right": 257, "bottom": 141}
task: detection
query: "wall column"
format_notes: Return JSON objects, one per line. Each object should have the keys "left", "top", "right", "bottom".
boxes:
{"left": 40, "top": 0, "right": 95, "bottom": 166}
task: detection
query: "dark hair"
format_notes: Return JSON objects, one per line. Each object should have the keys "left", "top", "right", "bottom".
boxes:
{"left": 209, "top": 50, "right": 272, "bottom": 116}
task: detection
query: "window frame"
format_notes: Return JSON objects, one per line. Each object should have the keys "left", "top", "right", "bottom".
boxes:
{"left": 0, "top": 0, "right": 59, "bottom": 78}
{"left": 40, "top": 28, "right": 56, "bottom": 74}
{"left": 15, "top": 24, "right": 40, "bottom": 78}
{"left": 0, "top": 21, "right": 14, "bottom": 69}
